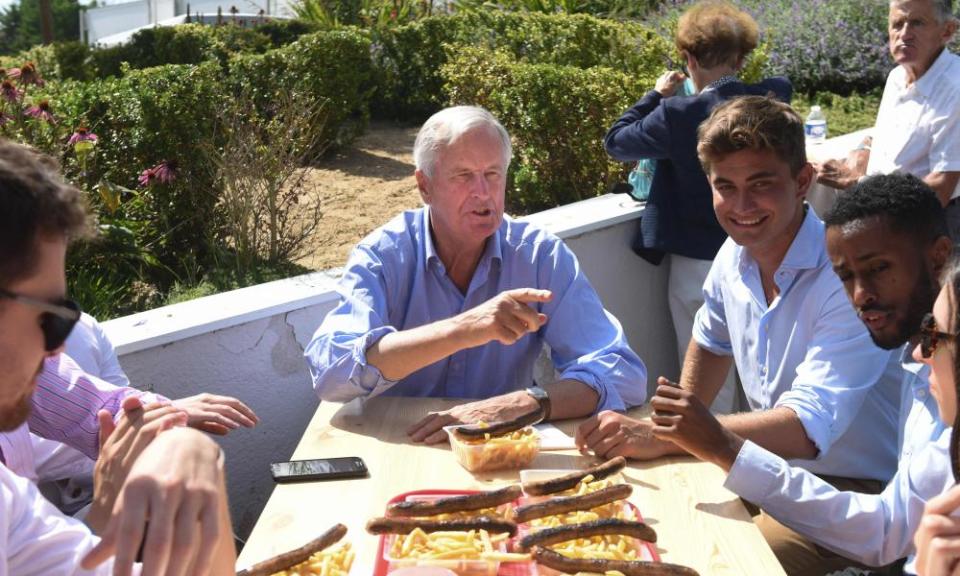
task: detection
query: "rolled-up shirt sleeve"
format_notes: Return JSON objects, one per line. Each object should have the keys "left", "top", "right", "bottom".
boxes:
{"left": 540, "top": 240, "right": 647, "bottom": 412}
{"left": 28, "top": 354, "right": 168, "bottom": 461}
{"left": 726, "top": 436, "right": 951, "bottom": 567}
{"left": 305, "top": 244, "right": 401, "bottom": 402}
{"left": 774, "top": 287, "right": 888, "bottom": 457}
{"left": 691, "top": 258, "right": 733, "bottom": 356}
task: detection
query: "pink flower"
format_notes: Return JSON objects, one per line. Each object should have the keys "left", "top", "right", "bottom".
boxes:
{"left": 0, "top": 112, "right": 12, "bottom": 126}
{"left": 68, "top": 126, "right": 98, "bottom": 145}
{"left": 10, "top": 62, "right": 43, "bottom": 86}
{"left": 138, "top": 160, "right": 177, "bottom": 187}
{"left": 1, "top": 80, "right": 20, "bottom": 104}
{"left": 24, "top": 99, "right": 55, "bottom": 123}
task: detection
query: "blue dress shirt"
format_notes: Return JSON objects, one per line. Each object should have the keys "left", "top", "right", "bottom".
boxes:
{"left": 693, "top": 208, "right": 901, "bottom": 480}
{"left": 305, "top": 208, "right": 648, "bottom": 410}
{"left": 726, "top": 348, "right": 952, "bottom": 573}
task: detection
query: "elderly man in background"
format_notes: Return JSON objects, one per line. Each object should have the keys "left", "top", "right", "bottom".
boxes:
{"left": 816, "top": 0, "right": 960, "bottom": 236}
{"left": 306, "top": 105, "right": 647, "bottom": 444}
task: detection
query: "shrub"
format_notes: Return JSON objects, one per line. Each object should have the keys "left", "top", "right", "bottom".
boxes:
{"left": 443, "top": 46, "right": 650, "bottom": 213}
{"left": 228, "top": 28, "right": 375, "bottom": 148}
{"left": 375, "top": 11, "right": 671, "bottom": 119}
{"left": 793, "top": 89, "right": 881, "bottom": 137}
{"left": 648, "top": 0, "right": 892, "bottom": 94}
{"left": 89, "top": 23, "right": 226, "bottom": 78}
{"left": 255, "top": 18, "right": 321, "bottom": 47}
{"left": 209, "top": 24, "right": 273, "bottom": 55}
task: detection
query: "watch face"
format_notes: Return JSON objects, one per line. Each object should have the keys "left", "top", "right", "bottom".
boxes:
{"left": 527, "top": 387, "right": 548, "bottom": 401}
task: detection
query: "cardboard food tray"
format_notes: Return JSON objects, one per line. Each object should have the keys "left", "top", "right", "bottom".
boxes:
{"left": 372, "top": 489, "right": 659, "bottom": 576}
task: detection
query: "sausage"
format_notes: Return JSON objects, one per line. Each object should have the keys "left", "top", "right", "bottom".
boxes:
{"left": 453, "top": 406, "right": 545, "bottom": 439}
{"left": 514, "top": 483, "right": 632, "bottom": 523}
{"left": 366, "top": 516, "right": 518, "bottom": 536}
{"left": 522, "top": 457, "right": 627, "bottom": 496}
{"left": 534, "top": 547, "right": 700, "bottom": 576}
{"left": 518, "top": 518, "right": 657, "bottom": 551}
{"left": 387, "top": 485, "right": 522, "bottom": 517}
{"left": 236, "top": 523, "right": 347, "bottom": 576}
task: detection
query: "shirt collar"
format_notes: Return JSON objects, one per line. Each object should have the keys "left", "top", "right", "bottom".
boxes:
{"left": 737, "top": 205, "right": 823, "bottom": 272}
{"left": 913, "top": 48, "right": 953, "bottom": 98}
{"left": 899, "top": 342, "right": 930, "bottom": 389}
{"left": 421, "top": 207, "right": 504, "bottom": 272}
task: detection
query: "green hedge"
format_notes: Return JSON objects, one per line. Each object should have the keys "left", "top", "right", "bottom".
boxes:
{"left": 443, "top": 46, "right": 651, "bottom": 213}
{"left": 375, "top": 11, "right": 670, "bottom": 119}
{"left": 229, "top": 28, "right": 375, "bottom": 147}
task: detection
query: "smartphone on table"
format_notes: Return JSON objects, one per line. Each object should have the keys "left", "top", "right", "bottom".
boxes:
{"left": 270, "top": 456, "right": 368, "bottom": 483}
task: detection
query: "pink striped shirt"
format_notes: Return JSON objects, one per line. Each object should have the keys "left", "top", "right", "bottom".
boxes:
{"left": 0, "top": 354, "right": 167, "bottom": 479}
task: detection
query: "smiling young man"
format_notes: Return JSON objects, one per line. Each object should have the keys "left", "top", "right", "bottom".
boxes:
{"left": 647, "top": 173, "right": 955, "bottom": 575}
{"left": 815, "top": 0, "right": 960, "bottom": 236}
{"left": 576, "top": 97, "right": 903, "bottom": 575}
{"left": 0, "top": 140, "right": 236, "bottom": 574}
{"left": 306, "top": 106, "right": 647, "bottom": 444}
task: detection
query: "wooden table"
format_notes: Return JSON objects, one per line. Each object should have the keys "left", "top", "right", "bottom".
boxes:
{"left": 237, "top": 397, "right": 786, "bottom": 575}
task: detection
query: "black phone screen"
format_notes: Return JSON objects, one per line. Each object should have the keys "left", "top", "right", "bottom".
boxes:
{"left": 270, "top": 457, "right": 368, "bottom": 483}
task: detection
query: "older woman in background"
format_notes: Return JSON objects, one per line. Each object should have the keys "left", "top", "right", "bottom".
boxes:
{"left": 604, "top": 0, "right": 791, "bottom": 414}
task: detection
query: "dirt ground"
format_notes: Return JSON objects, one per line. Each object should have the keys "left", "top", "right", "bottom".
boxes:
{"left": 297, "top": 121, "right": 423, "bottom": 271}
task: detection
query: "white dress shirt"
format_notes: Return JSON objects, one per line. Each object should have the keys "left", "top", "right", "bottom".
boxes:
{"left": 725, "top": 348, "right": 952, "bottom": 573}
{"left": 868, "top": 49, "right": 960, "bottom": 200}
{"left": 693, "top": 208, "right": 901, "bottom": 481}
{"left": 0, "top": 462, "right": 136, "bottom": 575}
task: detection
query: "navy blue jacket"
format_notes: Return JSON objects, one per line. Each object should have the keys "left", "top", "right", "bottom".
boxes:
{"left": 605, "top": 78, "right": 793, "bottom": 263}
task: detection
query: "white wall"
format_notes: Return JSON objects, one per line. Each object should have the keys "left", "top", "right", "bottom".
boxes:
{"left": 83, "top": 1, "right": 151, "bottom": 44}
{"left": 103, "top": 195, "right": 676, "bottom": 540}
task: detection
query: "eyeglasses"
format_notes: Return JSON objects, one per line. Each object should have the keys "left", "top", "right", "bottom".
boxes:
{"left": 0, "top": 287, "right": 81, "bottom": 351}
{"left": 920, "top": 312, "right": 956, "bottom": 359}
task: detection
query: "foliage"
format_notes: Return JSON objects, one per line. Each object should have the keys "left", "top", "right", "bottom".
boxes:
{"left": 209, "top": 24, "right": 273, "bottom": 55}
{"left": 0, "top": 0, "right": 84, "bottom": 56}
{"left": 443, "top": 46, "right": 649, "bottom": 212}
{"left": 291, "top": 0, "right": 440, "bottom": 28}
{"left": 254, "top": 18, "right": 321, "bottom": 47}
{"left": 204, "top": 89, "right": 328, "bottom": 280}
{"left": 89, "top": 24, "right": 227, "bottom": 78}
{"left": 228, "top": 28, "right": 375, "bottom": 149}
{"left": 452, "top": 0, "right": 663, "bottom": 18}
{"left": 649, "top": 0, "right": 892, "bottom": 94}
{"left": 375, "top": 11, "right": 670, "bottom": 118}
{"left": 793, "top": 89, "right": 881, "bottom": 138}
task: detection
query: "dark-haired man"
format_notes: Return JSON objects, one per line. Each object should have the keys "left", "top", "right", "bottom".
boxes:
{"left": 0, "top": 140, "right": 236, "bottom": 573}
{"left": 651, "top": 172, "right": 954, "bottom": 574}
{"left": 576, "top": 96, "right": 903, "bottom": 575}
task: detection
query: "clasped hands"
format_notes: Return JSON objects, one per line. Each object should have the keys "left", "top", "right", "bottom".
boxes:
{"left": 575, "top": 377, "right": 743, "bottom": 471}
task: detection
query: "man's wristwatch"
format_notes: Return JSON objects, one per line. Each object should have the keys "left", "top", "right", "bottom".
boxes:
{"left": 525, "top": 386, "right": 551, "bottom": 421}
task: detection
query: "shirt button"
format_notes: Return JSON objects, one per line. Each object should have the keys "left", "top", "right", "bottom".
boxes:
{"left": 917, "top": 389, "right": 927, "bottom": 399}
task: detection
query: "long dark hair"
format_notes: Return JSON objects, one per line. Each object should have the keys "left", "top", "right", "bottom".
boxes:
{"left": 944, "top": 256, "right": 960, "bottom": 482}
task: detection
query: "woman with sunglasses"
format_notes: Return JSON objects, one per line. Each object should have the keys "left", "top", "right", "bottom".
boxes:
{"left": 603, "top": 0, "right": 791, "bottom": 414}
{"left": 914, "top": 259, "right": 960, "bottom": 576}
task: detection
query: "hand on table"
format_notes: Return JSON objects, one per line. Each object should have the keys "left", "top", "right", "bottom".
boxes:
{"left": 655, "top": 70, "right": 687, "bottom": 97}
{"left": 915, "top": 485, "right": 960, "bottom": 576}
{"left": 172, "top": 393, "right": 259, "bottom": 435}
{"left": 88, "top": 396, "right": 188, "bottom": 533}
{"left": 454, "top": 288, "right": 552, "bottom": 348}
{"left": 82, "top": 427, "right": 231, "bottom": 576}
{"left": 407, "top": 391, "right": 541, "bottom": 445}
{"left": 575, "top": 409, "right": 674, "bottom": 460}
{"left": 649, "top": 379, "right": 743, "bottom": 471}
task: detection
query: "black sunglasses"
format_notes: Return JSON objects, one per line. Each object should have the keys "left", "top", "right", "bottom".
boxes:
{"left": 0, "top": 287, "right": 81, "bottom": 351}
{"left": 920, "top": 312, "right": 956, "bottom": 359}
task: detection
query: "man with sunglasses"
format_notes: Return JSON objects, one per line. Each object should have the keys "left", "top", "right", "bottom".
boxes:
{"left": 650, "top": 172, "right": 954, "bottom": 574}
{"left": 0, "top": 140, "right": 237, "bottom": 573}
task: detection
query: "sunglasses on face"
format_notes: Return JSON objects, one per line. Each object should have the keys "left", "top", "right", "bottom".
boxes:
{"left": 0, "top": 287, "right": 81, "bottom": 351}
{"left": 920, "top": 312, "right": 957, "bottom": 359}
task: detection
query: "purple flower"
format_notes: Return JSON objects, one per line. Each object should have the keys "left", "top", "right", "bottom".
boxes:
{"left": 139, "top": 160, "right": 177, "bottom": 187}
{"left": 1, "top": 80, "right": 20, "bottom": 103}
{"left": 0, "top": 112, "right": 11, "bottom": 125}
{"left": 68, "top": 126, "right": 98, "bottom": 145}
{"left": 10, "top": 62, "right": 43, "bottom": 87}
{"left": 24, "top": 99, "right": 55, "bottom": 124}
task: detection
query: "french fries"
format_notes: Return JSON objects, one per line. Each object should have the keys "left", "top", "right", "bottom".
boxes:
{"left": 388, "top": 528, "right": 526, "bottom": 561}
{"left": 447, "top": 426, "right": 539, "bottom": 473}
{"left": 271, "top": 543, "right": 355, "bottom": 576}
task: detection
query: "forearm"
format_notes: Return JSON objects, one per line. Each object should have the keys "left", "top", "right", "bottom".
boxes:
{"left": 208, "top": 463, "right": 238, "bottom": 575}
{"left": 366, "top": 317, "right": 471, "bottom": 381}
{"left": 543, "top": 379, "right": 600, "bottom": 420}
{"left": 923, "top": 171, "right": 960, "bottom": 207}
{"left": 718, "top": 406, "right": 818, "bottom": 460}
{"left": 680, "top": 341, "right": 734, "bottom": 408}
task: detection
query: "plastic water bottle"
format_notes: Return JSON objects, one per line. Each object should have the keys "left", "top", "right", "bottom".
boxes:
{"left": 805, "top": 106, "right": 827, "bottom": 144}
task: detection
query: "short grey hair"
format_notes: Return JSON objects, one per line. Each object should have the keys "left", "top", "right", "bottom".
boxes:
{"left": 891, "top": 0, "right": 956, "bottom": 23}
{"left": 413, "top": 106, "right": 512, "bottom": 179}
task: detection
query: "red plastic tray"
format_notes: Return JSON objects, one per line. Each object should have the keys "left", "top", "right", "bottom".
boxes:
{"left": 372, "top": 489, "right": 659, "bottom": 576}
